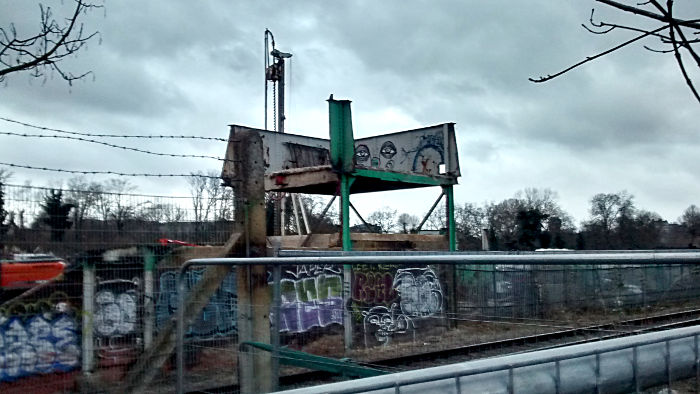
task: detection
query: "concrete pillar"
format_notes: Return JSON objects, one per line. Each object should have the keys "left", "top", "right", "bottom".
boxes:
{"left": 82, "top": 260, "right": 95, "bottom": 374}
{"left": 143, "top": 249, "right": 157, "bottom": 349}
{"left": 233, "top": 130, "right": 272, "bottom": 393}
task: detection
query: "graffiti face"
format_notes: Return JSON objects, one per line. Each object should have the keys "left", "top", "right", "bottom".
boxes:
{"left": 380, "top": 141, "right": 397, "bottom": 159}
{"left": 354, "top": 144, "right": 370, "bottom": 164}
{"left": 361, "top": 267, "right": 443, "bottom": 346}
{"left": 362, "top": 303, "right": 413, "bottom": 345}
{"left": 394, "top": 268, "right": 443, "bottom": 317}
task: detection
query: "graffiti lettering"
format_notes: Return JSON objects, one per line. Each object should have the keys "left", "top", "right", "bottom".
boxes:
{"left": 285, "top": 264, "right": 340, "bottom": 279}
{"left": 0, "top": 313, "right": 80, "bottom": 381}
{"left": 275, "top": 265, "right": 343, "bottom": 333}
{"left": 352, "top": 272, "right": 397, "bottom": 305}
{"left": 95, "top": 289, "right": 137, "bottom": 337}
{"left": 156, "top": 269, "right": 237, "bottom": 338}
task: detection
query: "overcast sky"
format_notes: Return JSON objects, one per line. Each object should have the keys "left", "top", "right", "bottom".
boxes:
{"left": 1, "top": 1, "right": 698, "bottom": 226}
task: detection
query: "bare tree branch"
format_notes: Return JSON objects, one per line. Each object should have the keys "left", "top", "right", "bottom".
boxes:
{"left": 643, "top": 45, "right": 675, "bottom": 53}
{"left": 584, "top": 8, "right": 672, "bottom": 41}
{"left": 666, "top": 1, "right": 700, "bottom": 103}
{"left": 531, "top": 0, "right": 699, "bottom": 104}
{"left": 529, "top": 24, "right": 668, "bottom": 83}
{"left": 0, "top": 1, "right": 102, "bottom": 85}
{"left": 594, "top": 0, "right": 700, "bottom": 29}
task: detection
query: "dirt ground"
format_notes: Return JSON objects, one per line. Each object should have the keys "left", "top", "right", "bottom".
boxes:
{"left": 163, "top": 300, "right": 700, "bottom": 392}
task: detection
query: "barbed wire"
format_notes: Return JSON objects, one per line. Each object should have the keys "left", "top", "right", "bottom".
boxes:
{"left": 0, "top": 130, "right": 230, "bottom": 162}
{"left": 1, "top": 182, "right": 205, "bottom": 199}
{"left": 0, "top": 161, "right": 221, "bottom": 179}
{"left": 0, "top": 116, "right": 229, "bottom": 142}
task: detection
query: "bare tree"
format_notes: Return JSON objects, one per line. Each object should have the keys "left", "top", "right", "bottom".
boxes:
{"left": 680, "top": 204, "right": 700, "bottom": 246}
{"left": 397, "top": 213, "right": 419, "bottom": 233}
{"left": 531, "top": 0, "right": 700, "bottom": 103}
{"left": 455, "top": 203, "right": 485, "bottom": 250}
{"left": 99, "top": 178, "right": 137, "bottom": 232}
{"left": 0, "top": 170, "right": 11, "bottom": 255}
{"left": 424, "top": 202, "right": 447, "bottom": 231}
{"left": 0, "top": 169, "right": 11, "bottom": 183}
{"left": 65, "top": 175, "right": 103, "bottom": 229}
{"left": 516, "top": 188, "right": 574, "bottom": 229}
{"left": 367, "top": 207, "right": 398, "bottom": 233}
{"left": 0, "top": 1, "right": 102, "bottom": 84}
{"left": 187, "top": 171, "right": 228, "bottom": 222}
{"left": 583, "top": 191, "right": 635, "bottom": 248}
{"left": 139, "top": 202, "right": 186, "bottom": 223}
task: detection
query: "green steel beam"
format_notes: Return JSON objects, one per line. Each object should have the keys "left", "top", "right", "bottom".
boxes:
{"left": 240, "top": 342, "right": 387, "bottom": 378}
{"left": 354, "top": 168, "right": 456, "bottom": 187}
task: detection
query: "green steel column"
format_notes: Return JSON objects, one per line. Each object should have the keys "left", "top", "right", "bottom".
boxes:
{"left": 341, "top": 172, "right": 353, "bottom": 349}
{"left": 328, "top": 95, "right": 356, "bottom": 351}
{"left": 328, "top": 96, "right": 355, "bottom": 174}
{"left": 340, "top": 174, "right": 352, "bottom": 252}
{"left": 445, "top": 185, "right": 456, "bottom": 251}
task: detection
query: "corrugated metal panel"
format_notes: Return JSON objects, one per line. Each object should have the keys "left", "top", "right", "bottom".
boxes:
{"left": 275, "top": 325, "right": 700, "bottom": 394}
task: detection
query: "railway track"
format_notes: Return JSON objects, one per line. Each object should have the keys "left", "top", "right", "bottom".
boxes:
{"left": 190, "top": 308, "right": 700, "bottom": 393}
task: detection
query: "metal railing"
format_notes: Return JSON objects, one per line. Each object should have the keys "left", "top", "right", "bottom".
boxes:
{"left": 276, "top": 325, "right": 700, "bottom": 393}
{"left": 176, "top": 251, "right": 700, "bottom": 393}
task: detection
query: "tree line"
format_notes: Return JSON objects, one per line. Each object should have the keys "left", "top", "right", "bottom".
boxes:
{"left": 366, "top": 188, "right": 700, "bottom": 251}
{"left": 2, "top": 170, "right": 700, "bottom": 254}
{"left": 0, "top": 172, "right": 235, "bottom": 255}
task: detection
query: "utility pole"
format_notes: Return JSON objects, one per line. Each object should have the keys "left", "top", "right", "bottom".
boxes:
{"left": 265, "top": 33, "right": 292, "bottom": 235}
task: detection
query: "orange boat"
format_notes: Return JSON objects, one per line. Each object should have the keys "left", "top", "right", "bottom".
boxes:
{"left": 0, "top": 255, "right": 66, "bottom": 289}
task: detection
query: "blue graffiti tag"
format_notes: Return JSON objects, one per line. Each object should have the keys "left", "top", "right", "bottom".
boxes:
{"left": 155, "top": 269, "right": 237, "bottom": 338}
{"left": 0, "top": 313, "right": 80, "bottom": 382}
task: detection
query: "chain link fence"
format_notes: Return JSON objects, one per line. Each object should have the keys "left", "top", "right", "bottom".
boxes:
{"left": 457, "top": 263, "right": 700, "bottom": 319}
{"left": 3, "top": 183, "right": 700, "bottom": 393}
{"left": 0, "top": 183, "right": 236, "bottom": 393}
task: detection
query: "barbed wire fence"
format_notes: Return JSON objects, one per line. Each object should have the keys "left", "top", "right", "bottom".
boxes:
{"left": 0, "top": 181, "right": 239, "bottom": 392}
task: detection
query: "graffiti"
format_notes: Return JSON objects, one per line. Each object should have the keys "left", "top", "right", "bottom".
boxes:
{"left": 394, "top": 268, "right": 443, "bottom": 317}
{"left": 92, "top": 278, "right": 141, "bottom": 367}
{"left": 380, "top": 141, "right": 397, "bottom": 159}
{"left": 406, "top": 133, "right": 445, "bottom": 175}
{"left": 361, "top": 267, "right": 443, "bottom": 345}
{"left": 285, "top": 264, "right": 340, "bottom": 279}
{"left": 156, "top": 269, "right": 237, "bottom": 338}
{"left": 362, "top": 304, "right": 414, "bottom": 346}
{"left": 354, "top": 144, "right": 370, "bottom": 165}
{"left": 276, "top": 265, "right": 343, "bottom": 333}
{"left": 0, "top": 312, "right": 80, "bottom": 381}
{"left": 352, "top": 271, "right": 397, "bottom": 305}
{"left": 95, "top": 289, "right": 137, "bottom": 337}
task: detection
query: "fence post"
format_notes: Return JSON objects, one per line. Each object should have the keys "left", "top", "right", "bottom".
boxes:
{"left": 233, "top": 130, "right": 272, "bottom": 394}
{"left": 82, "top": 258, "right": 95, "bottom": 374}
{"left": 143, "top": 249, "right": 157, "bottom": 349}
